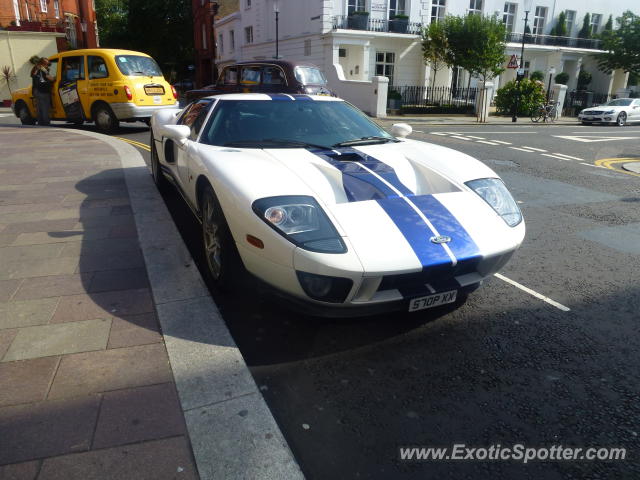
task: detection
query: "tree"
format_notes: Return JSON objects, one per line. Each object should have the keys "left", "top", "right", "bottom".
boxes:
{"left": 597, "top": 11, "right": 640, "bottom": 76}
{"left": 1, "top": 66, "right": 16, "bottom": 95}
{"left": 551, "top": 11, "right": 567, "bottom": 37}
{"left": 495, "top": 78, "right": 546, "bottom": 116}
{"left": 603, "top": 15, "right": 613, "bottom": 33}
{"left": 578, "top": 13, "right": 592, "bottom": 39}
{"left": 421, "top": 20, "right": 449, "bottom": 88}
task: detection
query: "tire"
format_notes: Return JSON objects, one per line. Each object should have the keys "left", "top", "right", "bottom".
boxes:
{"left": 93, "top": 104, "right": 119, "bottom": 133}
{"left": 200, "top": 185, "right": 242, "bottom": 290}
{"left": 617, "top": 112, "right": 626, "bottom": 127}
{"left": 531, "top": 108, "right": 544, "bottom": 123}
{"left": 548, "top": 109, "right": 557, "bottom": 123}
{"left": 150, "top": 132, "right": 169, "bottom": 192}
{"left": 16, "top": 103, "right": 36, "bottom": 125}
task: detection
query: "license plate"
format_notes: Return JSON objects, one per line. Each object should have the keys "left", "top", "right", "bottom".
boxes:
{"left": 144, "top": 86, "right": 165, "bottom": 95}
{"left": 153, "top": 96, "right": 162, "bottom": 104}
{"left": 408, "top": 290, "right": 457, "bottom": 312}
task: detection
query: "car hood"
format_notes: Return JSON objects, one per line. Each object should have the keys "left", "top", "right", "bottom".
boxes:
{"left": 199, "top": 140, "right": 524, "bottom": 274}
{"left": 583, "top": 106, "right": 626, "bottom": 112}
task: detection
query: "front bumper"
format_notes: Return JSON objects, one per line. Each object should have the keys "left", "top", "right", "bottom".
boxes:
{"left": 578, "top": 114, "right": 617, "bottom": 123}
{"left": 110, "top": 102, "right": 178, "bottom": 120}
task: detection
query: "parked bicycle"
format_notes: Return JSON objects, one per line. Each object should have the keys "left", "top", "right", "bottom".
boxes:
{"left": 531, "top": 102, "right": 559, "bottom": 123}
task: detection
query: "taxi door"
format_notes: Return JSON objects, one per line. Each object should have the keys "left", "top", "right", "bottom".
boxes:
{"left": 55, "top": 55, "right": 88, "bottom": 121}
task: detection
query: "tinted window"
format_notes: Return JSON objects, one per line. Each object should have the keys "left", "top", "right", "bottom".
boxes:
{"left": 201, "top": 100, "right": 393, "bottom": 148}
{"left": 115, "top": 55, "right": 163, "bottom": 77}
{"left": 294, "top": 66, "right": 326, "bottom": 85}
{"left": 179, "top": 100, "right": 212, "bottom": 140}
{"left": 605, "top": 99, "right": 633, "bottom": 107}
{"left": 61, "top": 56, "right": 85, "bottom": 83}
{"left": 240, "top": 66, "right": 261, "bottom": 85}
{"left": 262, "top": 66, "right": 286, "bottom": 85}
{"left": 88, "top": 56, "right": 109, "bottom": 79}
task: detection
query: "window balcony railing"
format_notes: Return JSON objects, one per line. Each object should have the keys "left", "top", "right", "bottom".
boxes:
{"left": 506, "top": 32, "right": 602, "bottom": 50}
{"left": 332, "top": 15, "right": 423, "bottom": 35}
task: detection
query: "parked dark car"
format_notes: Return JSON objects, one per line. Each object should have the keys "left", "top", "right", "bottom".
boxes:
{"left": 184, "top": 60, "right": 334, "bottom": 104}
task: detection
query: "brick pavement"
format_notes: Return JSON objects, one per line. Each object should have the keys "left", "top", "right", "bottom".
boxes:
{"left": 0, "top": 127, "right": 198, "bottom": 479}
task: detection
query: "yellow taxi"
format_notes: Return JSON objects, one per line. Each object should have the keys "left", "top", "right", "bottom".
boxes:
{"left": 12, "top": 48, "right": 178, "bottom": 132}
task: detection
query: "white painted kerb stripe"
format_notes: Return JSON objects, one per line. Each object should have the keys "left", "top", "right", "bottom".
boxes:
{"left": 495, "top": 273, "right": 571, "bottom": 312}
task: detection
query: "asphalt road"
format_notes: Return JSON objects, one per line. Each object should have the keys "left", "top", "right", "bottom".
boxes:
{"left": 4, "top": 113, "right": 640, "bottom": 479}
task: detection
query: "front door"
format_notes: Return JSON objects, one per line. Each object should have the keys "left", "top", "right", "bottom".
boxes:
{"left": 174, "top": 99, "right": 212, "bottom": 186}
{"left": 55, "top": 55, "right": 87, "bottom": 121}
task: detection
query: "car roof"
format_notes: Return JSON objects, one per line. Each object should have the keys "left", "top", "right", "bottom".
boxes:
{"left": 49, "top": 48, "right": 152, "bottom": 59}
{"left": 199, "top": 93, "right": 342, "bottom": 102}
{"left": 227, "top": 60, "right": 321, "bottom": 69}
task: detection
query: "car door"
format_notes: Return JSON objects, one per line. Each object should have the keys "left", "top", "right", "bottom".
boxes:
{"left": 174, "top": 99, "right": 213, "bottom": 187}
{"left": 631, "top": 99, "right": 640, "bottom": 121}
{"left": 57, "top": 55, "right": 87, "bottom": 122}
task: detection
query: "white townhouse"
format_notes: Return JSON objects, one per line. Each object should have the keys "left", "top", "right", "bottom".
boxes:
{"left": 214, "top": 0, "right": 636, "bottom": 96}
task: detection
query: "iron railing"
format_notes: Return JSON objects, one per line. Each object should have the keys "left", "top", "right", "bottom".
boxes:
{"left": 389, "top": 86, "right": 478, "bottom": 112}
{"left": 332, "top": 15, "right": 423, "bottom": 35}
{"left": 506, "top": 32, "right": 602, "bottom": 50}
{"left": 563, "top": 90, "right": 613, "bottom": 115}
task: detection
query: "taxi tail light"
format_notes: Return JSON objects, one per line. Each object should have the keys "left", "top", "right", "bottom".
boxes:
{"left": 124, "top": 85, "right": 133, "bottom": 100}
{"left": 171, "top": 85, "right": 178, "bottom": 100}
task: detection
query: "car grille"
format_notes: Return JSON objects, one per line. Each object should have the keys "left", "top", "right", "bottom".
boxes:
{"left": 586, "top": 110, "right": 604, "bottom": 115}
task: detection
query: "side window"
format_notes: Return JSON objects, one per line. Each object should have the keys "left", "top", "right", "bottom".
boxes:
{"left": 633, "top": 100, "right": 640, "bottom": 107}
{"left": 221, "top": 67, "right": 238, "bottom": 85}
{"left": 262, "top": 66, "right": 286, "bottom": 86}
{"left": 240, "top": 66, "right": 261, "bottom": 85}
{"left": 179, "top": 100, "right": 211, "bottom": 140}
{"left": 48, "top": 59, "right": 59, "bottom": 80}
{"left": 88, "top": 56, "right": 109, "bottom": 79}
{"left": 60, "top": 56, "right": 85, "bottom": 84}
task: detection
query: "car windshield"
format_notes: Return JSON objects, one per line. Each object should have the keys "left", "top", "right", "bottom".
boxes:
{"left": 200, "top": 99, "right": 396, "bottom": 149}
{"left": 115, "top": 55, "right": 163, "bottom": 77}
{"left": 294, "top": 67, "right": 327, "bottom": 85}
{"left": 604, "top": 99, "right": 633, "bottom": 107}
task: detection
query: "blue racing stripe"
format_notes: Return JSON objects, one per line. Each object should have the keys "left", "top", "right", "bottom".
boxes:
{"left": 377, "top": 197, "right": 453, "bottom": 269}
{"left": 293, "top": 94, "right": 313, "bottom": 101}
{"left": 409, "top": 195, "right": 481, "bottom": 262}
{"left": 348, "top": 148, "right": 414, "bottom": 196}
{"left": 266, "top": 93, "right": 293, "bottom": 101}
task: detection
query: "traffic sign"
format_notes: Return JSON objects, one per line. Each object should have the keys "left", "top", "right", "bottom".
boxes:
{"left": 507, "top": 55, "right": 519, "bottom": 69}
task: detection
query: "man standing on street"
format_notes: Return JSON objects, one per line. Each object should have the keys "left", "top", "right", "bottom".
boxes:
{"left": 31, "top": 57, "right": 55, "bottom": 126}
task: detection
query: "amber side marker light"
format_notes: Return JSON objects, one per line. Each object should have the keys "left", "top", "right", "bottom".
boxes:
{"left": 246, "top": 234, "right": 264, "bottom": 249}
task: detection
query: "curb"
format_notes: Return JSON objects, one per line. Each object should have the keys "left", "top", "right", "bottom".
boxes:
{"left": 69, "top": 129, "right": 305, "bottom": 480}
{"left": 622, "top": 162, "right": 640, "bottom": 174}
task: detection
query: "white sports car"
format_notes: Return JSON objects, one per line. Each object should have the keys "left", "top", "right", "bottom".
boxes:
{"left": 578, "top": 98, "right": 640, "bottom": 126}
{"left": 150, "top": 94, "right": 525, "bottom": 316}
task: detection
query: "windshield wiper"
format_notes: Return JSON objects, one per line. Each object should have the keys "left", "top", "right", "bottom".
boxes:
{"left": 224, "top": 139, "right": 329, "bottom": 149}
{"left": 332, "top": 136, "right": 399, "bottom": 148}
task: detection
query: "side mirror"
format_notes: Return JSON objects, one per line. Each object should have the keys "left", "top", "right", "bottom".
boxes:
{"left": 159, "top": 124, "right": 191, "bottom": 145}
{"left": 391, "top": 123, "right": 412, "bottom": 138}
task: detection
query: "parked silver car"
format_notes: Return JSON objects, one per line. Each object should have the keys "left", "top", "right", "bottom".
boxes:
{"left": 578, "top": 98, "right": 640, "bottom": 126}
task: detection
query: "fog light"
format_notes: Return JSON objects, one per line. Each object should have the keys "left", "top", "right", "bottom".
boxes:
{"left": 605, "top": 117, "right": 611, "bottom": 121}
{"left": 296, "top": 271, "right": 353, "bottom": 303}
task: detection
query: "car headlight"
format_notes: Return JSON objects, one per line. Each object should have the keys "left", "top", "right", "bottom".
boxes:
{"left": 252, "top": 195, "right": 347, "bottom": 253}
{"left": 604, "top": 110, "right": 615, "bottom": 114}
{"left": 466, "top": 178, "right": 522, "bottom": 227}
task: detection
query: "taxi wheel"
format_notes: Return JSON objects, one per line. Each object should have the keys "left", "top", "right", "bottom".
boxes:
{"left": 17, "top": 103, "right": 36, "bottom": 125}
{"left": 150, "top": 133, "right": 169, "bottom": 192}
{"left": 93, "top": 104, "right": 119, "bottom": 133}
{"left": 616, "top": 112, "right": 626, "bottom": 127}
{"left": 200, "top": 185, "right": 241, "bottom": 291}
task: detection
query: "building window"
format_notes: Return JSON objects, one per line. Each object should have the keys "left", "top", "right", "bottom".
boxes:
{"left": 245, "top": 26, "right": 253, "bottom": 44}
{"left": 523, "top": 60, "right": 530, "bottom": 77}
{"left": 468, "top": 0, "right": 482, "bottom": 15}
{"left": 590, "top": 13, "right": 602, "bottom": 35}
{"left": 431, "top": 0, "right": 446, "bottom": 23}
{"left": 565, "top": 10, "right": 576, "bottom": 36}
{"left": 65, "top": 14, "right": 78, "bottom": 48}
{"left": 53, "top": 0, "right": 60, "bottom": 18}
{"left": 202, "top": 24, "right": 207, "bottom": 49}
{"left": 375, "top": 52, "right": 395, "bottom": 85}
{"left": 230, "top": 30, "right": 235, "bottom": 51}
{"left": 503, "top": 3, "right": 517, "bottom": 33}
{"left": 40, "top": 0, "right": 47, "bottom": 12}
{"left": 12, "top": 0, "right": 21, "bottom": 26}
{"left": 246, "top": 0, "right": 252, "bottom": 7}
{"left": 347, "top": 0, "right": 365, "bottom": 15}
{"left": 304, "top": 39, "right": 311, "bottom": 56}
{"left": 218, "top": 33, "right": 224, "bottom": 54}
{"left": 389, "top": 0, "right": 406, "bottom": 17}
{"left": 533, "top": 6, "right": 547, "bottom": 35}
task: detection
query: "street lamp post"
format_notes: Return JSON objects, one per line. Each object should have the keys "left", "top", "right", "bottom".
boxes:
{"left": 512, "top": 0, "right": 533, "bottom": 122}
{"left": 273, "top": 0, "right": 280, "bottom": 59}
{"left": 546, "top": 66, "right": 556, "bottom": 104}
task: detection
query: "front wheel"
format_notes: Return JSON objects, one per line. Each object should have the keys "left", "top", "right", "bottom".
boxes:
{"left": 531, "top": 107, "right": 544, "bottom": 123}
{"left": 200, "top": 185, "right": 242, "bottom": 290}
{"left": 617, "top": 112, "right": 627, "bottom": 127}
{"left": 93, "top": 104, "right": 119, "bottom": 133}
{"left": 17, "top": 103, "right": 36, "bottom": 125}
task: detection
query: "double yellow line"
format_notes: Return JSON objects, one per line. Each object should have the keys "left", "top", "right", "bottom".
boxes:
{"left": 114, "top": 136, "right": 151, "bottom": 152}
{"left": 594, "top": 157, "right": 640, "bottom": 177}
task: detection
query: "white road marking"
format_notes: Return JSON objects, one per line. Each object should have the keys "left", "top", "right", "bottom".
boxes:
{"left": 509, "top": 147, "right": 535, "bottom": 153}
{"left": 580, "top": 162, "right": 607, "bottom": 169}
{"left": 492, "top": 140, "right": 512, "bottom": 145}
{"left": 451, "top": 136, "right": 472, "bottom": 141}
{"left": 413, "top": 130, "right": 424, "bottom": 133}
{"left": 476, "top": 140, "right": 500, "bottom": 145}
{"left": 466, "top": 136, "right": 485, "bottom": 140}
{"left": 495, "top": 273, "right": 571, "bottom": 312}
{"left": 430, "top": 132, "right": 447, "bottom": 136}
{"left": 521, "top": 146, "right": 547, "bottom": 152}
{"left": 541, "top": 153, "right": 573, "bottom": 161}
{"left": 550, "top": 153, "right": 583, "bottom": 161}
{"left": 0, "top": 114, "right": 13, "bottom": 118}
{"left": 554, "top": 135, "right": 640, "bottom": 143}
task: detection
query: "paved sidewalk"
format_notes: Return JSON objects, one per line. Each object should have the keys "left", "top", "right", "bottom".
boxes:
{"left": 381, "top": 113, "right": 578, "bottom": 126}
{"left": 0, "top": 126, "right": 302, "bottom": 479}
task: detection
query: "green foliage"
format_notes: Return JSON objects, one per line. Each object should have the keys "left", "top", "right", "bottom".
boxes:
{"left": 554, "top": 72, "right": 570, "bottom": 85}
{"left": 95, "top": 0, "right": 194, "bottom": 80}
{"left": 421, "top": 20, "right": 449, "bottom": 87}
{"left": 494, "top": 78, "right": 546, "bottom": 116}
{"left": 604, "top": 15, "right": 613, "bottom": 32}
{"left": 1, "top": 65, "right": 16, "bottom": 94}
{"left": 629, "top": 72, "right": 640, "bottom": 86}
{"left": 391, "top": 14, "right": 408, "bottom": 20}
{"left": 578, "top": 13, "right": 592, "bottom": 39}
{"left": 597, "top": 11, "right": 640, "bottom": 76}
{"left": 552, "top": 11, "right": 567, "bottom": 37}
{"left": 530, "top": 70, "right": 544, "bottom": 81}
{"left": 577, "top": 69, "right": 592, "bottom": 89}
{"left": 388, "top": 89, "right": 402, "bottom": 100}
